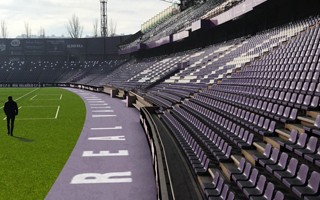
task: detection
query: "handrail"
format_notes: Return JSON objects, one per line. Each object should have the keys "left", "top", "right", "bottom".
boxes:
{"left": 140, "top": 107, "right": 174, "bottom": 200}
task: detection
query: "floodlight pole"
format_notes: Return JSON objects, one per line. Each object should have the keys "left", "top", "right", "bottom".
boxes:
{"left": 100, "top": 0, "right": 108, "bottom": 37}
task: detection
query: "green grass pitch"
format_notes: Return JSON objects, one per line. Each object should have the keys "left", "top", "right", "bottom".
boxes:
{"left": 0, "top": 87, "right": 86, "bottom": 199}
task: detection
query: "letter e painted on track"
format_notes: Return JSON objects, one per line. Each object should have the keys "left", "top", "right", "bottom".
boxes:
{"left": 70, "top": 172, "right": 132, "bottom": 184}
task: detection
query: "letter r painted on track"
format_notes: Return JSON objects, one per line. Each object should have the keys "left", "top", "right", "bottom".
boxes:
{"left": 70, "top": 171, "right": 132, "bottom": 184}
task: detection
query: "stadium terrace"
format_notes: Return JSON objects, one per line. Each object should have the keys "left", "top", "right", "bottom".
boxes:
{"left": 1, "top": 0, "right": 320, "bottom": 199}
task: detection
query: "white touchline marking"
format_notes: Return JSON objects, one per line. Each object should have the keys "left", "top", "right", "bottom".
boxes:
{"left": 60, "top": 94, "right": 63, "bottom": 100}
{"left": 55, "top": 106, "right": 61, "bottom": 119}
{"left": 91, "top": 106, "right": 111, "bottom": 109}
{"left": 92, "top": 110, "right": 114, "bottom": 113}
{"left": 92, "top": 115, "right": 116, "bottom": 118}
{"left": 30, "top": 95, "right": 38, "bottom": 100}
{"left": 91, "top": 126, "right": 122, "bottom": 130}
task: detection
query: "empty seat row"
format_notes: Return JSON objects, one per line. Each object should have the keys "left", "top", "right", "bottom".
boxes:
{"left": 252, "top": 144, "right": 320, "bottom": 199}
{"left": 277, "top": 130, "right": 320, "bottom": 166}
{"left": 192, "top": 95, "right": 276, "bottom": 136}
{"left": 214, "top": 84, "right": 320, "bottom": 110}
{"left": 200, "top": 89, "right": 298, "bottom": 123}
{"left": 171, "top": 107, "right": 233, "bottom": 162}
{"left": 161, "top": 111, "right": 212, "bottom": 174}
{"left": 182, "top": 101, "right": 255, "bottom": 150}
{"left": 228, "top": 158, "right": 285, "bottom": 200}
{"left": 203, "top": 171, "right": 236, "bottom": 200}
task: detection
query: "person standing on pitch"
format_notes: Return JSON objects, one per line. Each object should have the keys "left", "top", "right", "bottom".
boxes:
{"left": 4, "top": 96, "right": 18, "bottom": 136}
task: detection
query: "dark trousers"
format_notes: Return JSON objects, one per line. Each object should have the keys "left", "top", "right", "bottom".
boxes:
{"left": 6, "top": 116, "right": 15, "bottom": 136}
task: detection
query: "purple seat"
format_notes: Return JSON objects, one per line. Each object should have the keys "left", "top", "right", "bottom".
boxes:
{"left": 266, "top": 152, "right": 289, "bottom": 174}
{"left": 249, "top": 182, "right": 275, "bottom": 200}
{"left": 286, "top": 133, "right": 308, "bottom": 151}
{"left": 292, "top": 171, "right": 320, "bottom": 198}
{"left": 210, "top": 184, "right": 230, "bottom": 199}
{"left": 231, "top": 162, "right": 252, "bottom": 183}
{"left": 252, "top": 144, "right": 272, "bottom": 162}
{"left": 203, "top": 171, "right": 220, "bottom": 190}
{"left": 311, "top": 115, "right": 320, "bottom": 136}
{"left": 226, "top": 157, "right": 246, "bottom": 177}
{"left": 205, "top": 176, "right": 224, "bottom": 197}
{"left": 238, "top": 133, "right": 255, "bottom": 149}
{"left": 243, "top": 175, "right": 267, "bottom": 198}
{"left": 304, "top": 146, "right": 320, "bottom": 164}
{"left": 294, "top": 136, "right": 318, "bottom": 157}
{"left": 259, "top": 148, "right": 280, "bottom": 167}
{"left": 227, "top": 191, "right": 235, "bottom": 200}
{"left": 277, "top": 129, "right": 298, "bottom": 147}
{"left": 274, "top": 157, "right": 298, "bottom": 181}
{"left": 273, "top": 191, "right": 284, "bottom": 200}
{"left": 282, "top": 164, "right": 309, "bottom": 188}
{"left": 237, "top": 168, "right": 259, "bottom": 190}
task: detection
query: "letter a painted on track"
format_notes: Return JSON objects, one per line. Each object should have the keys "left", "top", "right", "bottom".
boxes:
{"left": 70, "top": 172, "right": 132, "bottom": 184}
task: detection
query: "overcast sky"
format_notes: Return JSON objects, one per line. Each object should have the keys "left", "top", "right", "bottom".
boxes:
{"left": 0, "top": 0, "right": 170, "bottom": 38}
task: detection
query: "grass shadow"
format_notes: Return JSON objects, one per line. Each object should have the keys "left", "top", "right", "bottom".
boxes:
{"left": 12, "top": 135, "right": 34, "bottom": 143}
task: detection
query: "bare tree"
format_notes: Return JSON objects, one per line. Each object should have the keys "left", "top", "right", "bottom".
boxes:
{"left": 93, "top": 19, "right": 99, "bottom": 37}
{"left": 39, "top": 27, "right": 45, "bottom": 38}
{"left": 25, "top": 22, "right": 32, "bottom": 38}
{"left": 66, "top": 14, "right": 83, "bottom": 38}
{"left": 1, "top": 20, "right": 8, "bottom": 38}
{"left": 108, "top": 18, "right": 117, "bottom": 36}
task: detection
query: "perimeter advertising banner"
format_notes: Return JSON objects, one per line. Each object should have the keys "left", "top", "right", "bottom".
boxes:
{"left": 24, "top": 39, "right": 46, "bottom": 55}
{"left": 46, "top": 39, "right": 66, "bottom": 55}
{"left": 9, "top": 39, "right": 24, "bottom": 55}
{"left": 0, "top": 39, "right": 8, "bottom": 55}
{"left": 0, "top": 35, "right": 131, "bottom": 57}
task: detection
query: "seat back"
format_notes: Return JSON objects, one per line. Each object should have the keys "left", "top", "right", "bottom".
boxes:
{"left": 296, "top": 164, "right": 309, "bottom": 185}
{"left": 308, "top": 171, "right": 320, "bottom": 193}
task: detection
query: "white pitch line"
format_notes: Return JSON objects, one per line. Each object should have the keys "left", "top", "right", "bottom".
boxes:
{"left": 91, "top": 126, "right": 122, "bottom": 130}
{"left": 17, "top": 118, "right": 57, "bottom": 120}
{"left": 92, "top": 110, "right": 114, "bottom": 113}
{"left": 1, "top": 88, "right": 40, "bottom": 109}
{"left": 3, "top": 107, "right": 22, "bottom": 120}
{"left": 60, "top": 94, "right": 63, "bottom": 100}
{"left": 21, "top": 106, "right": 59, "bottom": 107}
{"left": 16, "top": 88, "right": 40, "bottom": 101}
{"left": 55, "top": 106, "right": 61, "bottom": 119}
{"left": 92, "top": 115, "right": 116, "bottom": 118}
{"left": 30, "top": 95, "right": 38, "bottom": 100}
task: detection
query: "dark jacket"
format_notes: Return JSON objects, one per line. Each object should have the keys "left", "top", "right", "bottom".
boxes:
{"left": 4, "top": 100, "right": 18, "bottom": 117}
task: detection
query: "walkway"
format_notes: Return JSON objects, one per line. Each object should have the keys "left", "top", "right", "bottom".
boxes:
{"left": 45, "top": 88, "right": 156, "bottom": 200}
